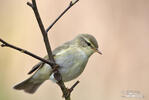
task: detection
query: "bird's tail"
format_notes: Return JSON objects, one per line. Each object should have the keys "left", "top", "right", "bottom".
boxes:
{"left": 13, "top": 77, "right": 44, "bottom": 94}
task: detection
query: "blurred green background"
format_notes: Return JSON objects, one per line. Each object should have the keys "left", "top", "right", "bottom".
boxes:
{"left": 0, "top": 0, "right": 149, "bottom": 100}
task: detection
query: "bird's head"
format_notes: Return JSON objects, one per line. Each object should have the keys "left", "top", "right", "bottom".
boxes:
{"left": 73, "top": 34, "right": 102, "bottom": 56}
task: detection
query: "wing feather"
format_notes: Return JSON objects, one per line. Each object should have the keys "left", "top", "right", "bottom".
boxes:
{"left": 27, "top": 41, "right": 71, "bottom": 74}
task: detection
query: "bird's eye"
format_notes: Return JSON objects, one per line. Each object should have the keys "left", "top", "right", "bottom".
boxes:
{"left": 86, "top": 42, "right": 91, "bottom": 46}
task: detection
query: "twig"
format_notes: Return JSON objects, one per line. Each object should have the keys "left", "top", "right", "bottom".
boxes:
{"left": 69, "top": 81, "right": 80, "bottom": 93}
{"left": 0, "top": 38, "right": 55, "bottom": 66}
{"left": 54, "top": 72, "right": 80, "bottom": 99}
{"left": 27, "top": 0, "right": 55, "bottom": 63}
{"left": 46, "top": 0, "right": 79, "bottom": 33}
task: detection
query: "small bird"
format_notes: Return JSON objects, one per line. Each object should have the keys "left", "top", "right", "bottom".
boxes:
{"left": 13, "top": 34, "right": 102, "bottom": 94}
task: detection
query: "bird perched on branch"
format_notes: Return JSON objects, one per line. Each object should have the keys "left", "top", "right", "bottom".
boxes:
{"left": 14, "top": 34, "right": 102, "bottom": 94}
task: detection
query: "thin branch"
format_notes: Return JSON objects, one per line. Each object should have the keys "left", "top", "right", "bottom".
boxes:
{"left": 46, "top": 0, "right": 79, "bottom": 33}
{"left": 27, "top": 0, "right": 55, "bottom": 63}
{"left": 26, "top": 2, "right": 33, "bottom": 8}
{"left": 0, "top": 38, "right": 55, "bottom": 66}
{"left": 69, "top": 80, "right": 80, "bottom": 93}
{"left": 58, "top": 80, "right": 71, "bottom": 100}
{"left": 54, "top": 72, "right": 80, "bottom": 99}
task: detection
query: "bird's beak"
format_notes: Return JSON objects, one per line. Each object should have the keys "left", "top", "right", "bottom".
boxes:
{"left": 93, "top": 48, "right": 102, "bottom": 55}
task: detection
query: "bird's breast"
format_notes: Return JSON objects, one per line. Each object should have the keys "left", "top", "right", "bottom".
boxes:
{"left": 51, "top": 47, "right": 89, "bottom": 82}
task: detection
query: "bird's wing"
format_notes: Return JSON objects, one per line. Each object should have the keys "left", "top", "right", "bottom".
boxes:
{"left": 27, "top": 56, "right": 48, "bottom": 74}
{"left": 27, "top": 41, "right": 71, "bottom": 74}
{"left": 28, "top": 62, "right": 44, "bottom": 74}
{"left": 52, "top": 41, "right": 71, "bottom": 56}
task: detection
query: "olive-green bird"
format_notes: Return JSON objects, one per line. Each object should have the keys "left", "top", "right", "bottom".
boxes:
{"left": 13, "top": 34, "right": 102, "bottom": 94}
